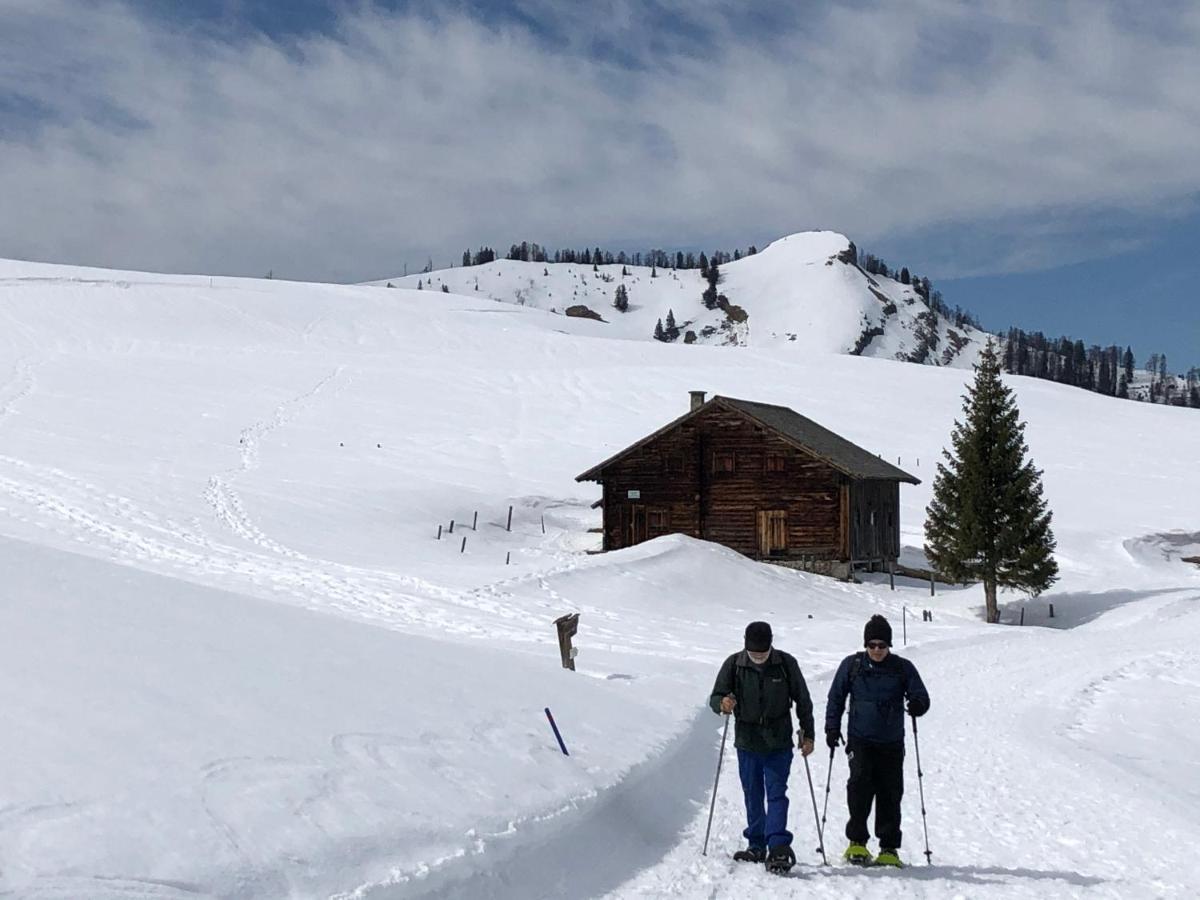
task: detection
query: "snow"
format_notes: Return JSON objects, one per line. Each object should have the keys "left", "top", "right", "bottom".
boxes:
{"left": 0, "top": 253, "right": 1198, "bottom": 898}
{"left": 374, "top": 231, "right": 990, "bottom": 366}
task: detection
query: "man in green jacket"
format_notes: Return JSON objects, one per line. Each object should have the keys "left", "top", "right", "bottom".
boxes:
{"left": 709, "top": 620, "right": 814, "bottom": 873}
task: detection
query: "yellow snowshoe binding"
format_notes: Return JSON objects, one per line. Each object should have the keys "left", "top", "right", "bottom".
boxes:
{"left": 843, "top": 843, "right": 873, "bottom": 865}
{"left": 875, "top": 848, "right": 904, "bottom": 868}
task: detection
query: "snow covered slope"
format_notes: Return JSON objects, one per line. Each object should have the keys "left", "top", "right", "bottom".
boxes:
{"left": 0, "top": 256, "right": 1198, "bottom": 898}
{"left": 375, "top": 231, "right": 989, "bottom": 366}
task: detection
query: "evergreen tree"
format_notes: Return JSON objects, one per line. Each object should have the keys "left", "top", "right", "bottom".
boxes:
{"left": 613, "top": 284, "right": 629, "bottom": 312}
{"left": 900, "top": 267, "right": 911, "bottom": 285}
{"left": 924, "top": 341, "right": 1058, "bottom": 623}
{"left": 462, "top": 251, "right": 471, "bottom": 267}
{"left": 653, "top": 318, "right": 665, "bottom": 341}
{"left": 665, "top": 308, "right": 679, "bottom": 341}
{"left": 699, "top": 253, "right": 709, "bottom": 279}
{"left": 1118, "top": 373, "right": 1129, "bottom": 399}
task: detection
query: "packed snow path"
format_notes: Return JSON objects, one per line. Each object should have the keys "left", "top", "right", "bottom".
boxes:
{"left": 605, "top": 584, "right": 1200, "bottom": 899}
{"left": 1, "top": 256, "right": 1198, "bottom": 898}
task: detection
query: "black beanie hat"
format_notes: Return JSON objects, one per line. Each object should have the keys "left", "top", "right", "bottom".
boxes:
{"left": 745, "top": 621, "right": 773, "bottom": 652}
{"left": 864, "top": 615, "right": 892, "bottom": 647}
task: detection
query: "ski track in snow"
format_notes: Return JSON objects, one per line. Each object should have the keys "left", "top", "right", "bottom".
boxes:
{"left": 0, "top": 362, "right": 570, "bottom": 646}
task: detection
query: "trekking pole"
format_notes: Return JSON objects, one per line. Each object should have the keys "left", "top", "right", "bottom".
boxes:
{"left": 819, "top": 744, "right": 835, "bottom": 858}
{"left": 800, "top": 731, "right": 829, "bottom": 866}
{"left": 702, "top": 714, "right": 731, "bottom": 856}
{"left": 911, "top": 715, "right": 933, "bottom": 865}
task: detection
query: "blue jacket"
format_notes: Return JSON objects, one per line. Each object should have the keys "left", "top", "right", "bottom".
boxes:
{"left": 825, "top": 651, "right": 929, "bottom": 745}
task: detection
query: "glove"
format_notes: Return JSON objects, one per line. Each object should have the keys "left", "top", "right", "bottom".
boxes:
{"left": 825, "top": 729, "right": 843, "bottom": 749}
{"left": 907, "top": 698, "right": 929, "bottom": 717}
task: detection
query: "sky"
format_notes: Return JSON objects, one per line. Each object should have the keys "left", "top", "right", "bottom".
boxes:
{"left": 1, "top": 0, "right": 1197, "bottom": 370}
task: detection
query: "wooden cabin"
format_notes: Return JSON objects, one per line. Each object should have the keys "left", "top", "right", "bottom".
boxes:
{"left": 575, "top": 393, "right": 919, "bottom": 577}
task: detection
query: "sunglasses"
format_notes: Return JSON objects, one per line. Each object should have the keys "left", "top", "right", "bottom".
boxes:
{"left": 866, "top": 641, "right": 889, "bottom": 650}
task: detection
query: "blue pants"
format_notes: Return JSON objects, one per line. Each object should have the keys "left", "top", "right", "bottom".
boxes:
{"left": 736, "top": 747, "right": 793, "bottom": 849}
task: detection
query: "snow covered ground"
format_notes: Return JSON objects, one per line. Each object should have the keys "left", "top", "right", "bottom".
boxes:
{"left": 0, "top": 256, "right": 1197, "bottom": 898}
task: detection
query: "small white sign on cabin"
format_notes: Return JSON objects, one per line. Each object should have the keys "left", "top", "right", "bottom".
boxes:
{"left": 627, "top": 489, "right": 641, "bottom": 499}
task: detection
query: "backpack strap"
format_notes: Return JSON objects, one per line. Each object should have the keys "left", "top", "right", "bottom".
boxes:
{"left": 846, "top": 652, "right": 864, "bottom": 696}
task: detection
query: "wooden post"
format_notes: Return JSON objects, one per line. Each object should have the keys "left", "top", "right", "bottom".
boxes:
{"left": 460, "top": 536, "right": 466, "bottom": 553}
{"left": 1049, "top": 603, "right": 1055, "bottom": 619}
{"left": 1019, "top": 607, "right": 1025, "bottom": 626}
{"left": 929, "top": 572, "right": 935, "bottom": 596}
{"left": 437, "top": 525, "right": 442, "bottom": 540}
{"left": 473, "top": 511, "right": 478, "bottom": 531}
{"left": 902, "top": 606, "right": 907, "bottom": 645}
{"left": 449, "top": 519, "right": 455, "bottom": 534}
{"left": 541, "top": 514, "right": 546, "bottom": 534}
{"left": 554, "top": 613, "right": 580, "bottom": 671}
{"left": 506, "top": 551, "right": 510, "bottom": 565}
{"left": 889, "top": 560, "right": 895, "bottom": 591}
{"left": 506, "top": 506, "right": 513, "bottom": 532}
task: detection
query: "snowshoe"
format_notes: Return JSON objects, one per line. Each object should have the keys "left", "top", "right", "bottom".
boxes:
{"left": 732, "top": 846, "right": 766, "bottom": 863}
{"left": 765, "top": 844, "right": 796, "bottom": 874}
{"left": 843, "top": 843, "right": 873, "bottom": 866}
{"left": 875, "top": 848, "right": 904, "bottom": 868}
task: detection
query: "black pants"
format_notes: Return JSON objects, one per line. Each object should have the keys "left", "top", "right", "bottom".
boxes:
{"left": 845, "top": 739, "right": 904, "bottom": 849}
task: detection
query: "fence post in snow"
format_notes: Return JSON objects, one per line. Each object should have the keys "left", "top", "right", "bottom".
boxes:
{"left": 554, "top": 613, "right": 580, "bottom": 671}
{"left": 473, "top": 511, "right": 478, "bottom": 531}
{"left": 506, "top": 551, "right": 511, "bottom": 565}
{"left": 1020, "top": 607, "right": 1025, "bottom": 626}
{"left": 460, "top": 536, "right": 467, "bottom": 553}
{"left": 541, "top": 514, "right": 546, "bottom": 534}
{"left": 889, "top": 560, "right": 895, "bottom": 591}
{"left": 507, "top": 506, "right": 513, "bottom": 532}
{"left": 1049, "top": 603, "right": 1055, "bottom": 619}
{"left": 449, "top": 519, "right": 455, "bottom": 534}
{"left": 929, "top": 572, "right": 935, "bottom": 597}
{"left": 437, "top": 525, "right": 442, "bottom": 540}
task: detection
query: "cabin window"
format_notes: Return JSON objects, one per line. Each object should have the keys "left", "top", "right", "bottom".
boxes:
{"left": 712, "top": 451, "right": 736, "bottom": 474}
{"left": 765, "top": 452, "right": 786, "bottom": 473}
{"left": 648, "top": 508, "right": 670, "bottom": 530}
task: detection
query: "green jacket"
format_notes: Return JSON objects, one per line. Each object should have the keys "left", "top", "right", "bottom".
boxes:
{"left": 709, "top": 649, "right": 815, "bottom": 753}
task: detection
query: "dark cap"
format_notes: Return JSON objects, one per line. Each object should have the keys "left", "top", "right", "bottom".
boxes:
{"left": 864, "top": 615, "right": 892, "bottom": 647}
{"left": 745, "top": 621, "right": 773, "bottom": 653}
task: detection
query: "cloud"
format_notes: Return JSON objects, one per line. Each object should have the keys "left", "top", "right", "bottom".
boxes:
{"left": 1, "top": 0, "right": 1199, "bottom": 281}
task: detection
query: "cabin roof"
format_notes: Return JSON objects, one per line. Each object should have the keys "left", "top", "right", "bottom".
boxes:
{"left": 575, "top": 395, "right": 920, "bottom": 485}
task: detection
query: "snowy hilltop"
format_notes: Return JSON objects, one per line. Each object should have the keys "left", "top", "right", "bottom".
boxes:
{"left": 376, "top": 231, "right": 990, "bottom": 367}
{"left": 0, "top": 254, "right": 1198, "bottom": 898}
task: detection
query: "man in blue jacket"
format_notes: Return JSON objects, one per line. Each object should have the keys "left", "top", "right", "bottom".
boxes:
{"left": 825, "top": 614, "right": 929, "bottom": 868}
{"left": 710, "top": 621, "right": 814, "bottom": 874}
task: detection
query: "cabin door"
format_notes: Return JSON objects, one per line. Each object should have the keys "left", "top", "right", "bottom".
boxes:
{"left": 757, "top": 510, "right": 788, "bottom": 557}
{"left": 628, "top": 505, "right": 648, "bottom": 545}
